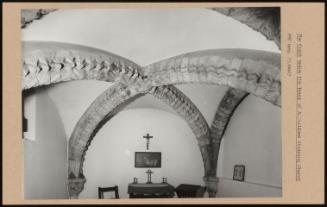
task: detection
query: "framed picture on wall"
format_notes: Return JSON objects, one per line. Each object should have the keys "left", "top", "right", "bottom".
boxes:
{"left": 233, "top": 165, "right": 245, "bottom": 181}
{"left": 135, "top": 152, "right": 161, "bottom": 168}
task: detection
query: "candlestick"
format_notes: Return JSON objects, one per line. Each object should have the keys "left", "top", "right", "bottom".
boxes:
{"left": 162, "top": 177, "right": 167, "bottom": 183}
{"left": 133, "top": 177, "right": 138, "bottom": 184}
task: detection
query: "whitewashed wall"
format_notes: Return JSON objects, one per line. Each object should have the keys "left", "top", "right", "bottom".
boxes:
{"left": 216, "top": 95, "right": 282, "bottom": 197}
{"left": 79, "top": 108, "right": 204, "bottom": 198}
{"left": 23, "top": 88, "right": 68, "bottom": 199}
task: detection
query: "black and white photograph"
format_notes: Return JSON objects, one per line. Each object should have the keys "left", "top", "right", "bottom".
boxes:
{"left": 21, "top": 7, "right": 281, "bottom": 200}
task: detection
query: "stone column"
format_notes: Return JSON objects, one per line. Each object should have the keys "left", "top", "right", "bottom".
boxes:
{"left": 68, "top": 177, "right": 86, "bottom": 199}
{"left": 203, "top": 176, "right": 219, "bottom": 197}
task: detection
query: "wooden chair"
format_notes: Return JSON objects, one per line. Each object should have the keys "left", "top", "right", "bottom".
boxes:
{"left": 175, "top": 184, "right": 206, "bottom": 198}
{"left": 98, "top": 185, "right": 119, "bottom": 199}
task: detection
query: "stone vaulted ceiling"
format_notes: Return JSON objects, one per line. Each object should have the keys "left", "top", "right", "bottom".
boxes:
{"left": 21, "top": 8, "right": 280, "bottom": 124}
{"left": 21, "top": 8, "right": 281, "bottom": 198}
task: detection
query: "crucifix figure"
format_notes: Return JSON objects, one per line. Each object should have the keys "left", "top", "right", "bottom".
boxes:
{"left": 146, "top": 169, "right": 154, "bottom": 184}
{"left": 143, "top": 133, "right": 153, "bottom": 150}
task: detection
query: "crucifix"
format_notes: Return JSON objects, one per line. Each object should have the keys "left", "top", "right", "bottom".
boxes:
{"left": 145, "top": 169, "right": 154, "bottom": 184}
{"left": 143, "top": 133, "right": 153, "bottom": 150}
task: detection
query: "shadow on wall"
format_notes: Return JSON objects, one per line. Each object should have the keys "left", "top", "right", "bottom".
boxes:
{"left": 23, "top": 86, "right": 69, "bottom": 199}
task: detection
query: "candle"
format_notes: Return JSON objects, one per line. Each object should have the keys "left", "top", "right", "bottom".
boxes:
{"left": 162, "top": 177, "right": 167, "bottom": 183}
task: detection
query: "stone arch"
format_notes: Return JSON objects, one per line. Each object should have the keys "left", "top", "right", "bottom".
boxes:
{"left": 21, "top": 8, "right": 280, "bottom": 48}
{"left": 66, "top": 81, "right": 211, "bottom": 197}
{"left": 212, "top": 7, "right": 280, "bottom": 48}
{"left": 21, "top": 8, "right": 281, "bottom": 198}
{"left": 22, "top": 41, "right": 143, "bottom": 90}
{"left": 21, "top": 9, "right": 56, "bottom": 28}
{"left": 202, "top": 9, "right": 280, "bottom": 195}
{"left": 205, "top": 88, "right": 249, "bottom": 197}
{"left": 210, "top": 88, "right": 249, "bottom": 175}
{"left": 143, "top": 48, "right": 280, "bottom": 106}
{"left": 21, "top": 42, "right": 212, "bottom": 197}
{"left": 67, "top": 48, "right": 280, "bottom": 197}
{"left": 74, "top": 84, "right": 211, "bottom": 177}
{"left": 22, "top": 42, "right": 210, "bottom": 150}
{"left": 21, "top": 41, "right": 211, "bottom": 154}
{"left": 67, "top": 84, "right": 212, "bottom": 198}
{"left": 67, "top": 80, "right": 212, "bottom": 172}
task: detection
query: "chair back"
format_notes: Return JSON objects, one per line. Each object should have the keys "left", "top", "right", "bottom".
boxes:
{"left": 98, "top": 185, "right": 119, "bottom": 199}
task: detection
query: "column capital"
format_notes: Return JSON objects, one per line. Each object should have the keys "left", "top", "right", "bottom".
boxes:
{"left": 203, "top": 176, "right": 219, "bottom": 198}
{"left": 68, "top": 177, "right": 86, "bottom": 199}
{"left": 203, "top": 176, "right": 219, "bottom": 183}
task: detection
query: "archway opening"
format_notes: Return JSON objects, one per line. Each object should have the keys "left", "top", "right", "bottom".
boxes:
{"left": 79, "top": 108, "right": 204, "bottom": 198}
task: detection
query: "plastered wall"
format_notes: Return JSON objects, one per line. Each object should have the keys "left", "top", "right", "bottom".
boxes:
{"left": 23, "top": 87, "right": 68, "bottom": 199}
{"left": 216, "top": 95, "right": 282, "bottom": 197}
{"left": 79, "top": 108, "right": 204, "bottom": 198}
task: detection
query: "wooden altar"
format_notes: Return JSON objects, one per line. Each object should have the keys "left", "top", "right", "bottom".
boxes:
{"left": 127, "top": 183, "right": 175, "bottom": 198}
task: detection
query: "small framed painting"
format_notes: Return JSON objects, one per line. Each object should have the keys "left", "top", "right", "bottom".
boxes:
{"left": 135, "top": 152, "right": 161, "bottom": 168}
{"left": 233, "top": 165, "right": 245, "bottom": 181}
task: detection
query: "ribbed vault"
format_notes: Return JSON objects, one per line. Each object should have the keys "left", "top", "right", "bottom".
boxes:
{"left": 21, "top": 8, "right": 281, "bottom": 198}
{"left": 21, "top": 42, "right": 213, "bottom": 197}
{"left": 67, "top": 48, "right": 280, "bottom": 197}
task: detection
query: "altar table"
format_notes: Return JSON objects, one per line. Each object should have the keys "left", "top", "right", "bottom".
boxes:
{"left": 127, "top": 183, "right": 175, "bottom": 198}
